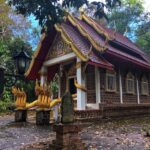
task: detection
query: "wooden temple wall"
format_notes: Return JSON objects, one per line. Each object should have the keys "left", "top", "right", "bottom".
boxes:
{"left": 100, "top": 69, "right": 120, "bottom": 104}
{"left": 122, "top": 70, "right": 137, "bottom": 104}
{"left": 59, "top": 63, "right": 150, "bottom": 109}
{"left": 140, "top": 75, "right": 150, "bottom": 103}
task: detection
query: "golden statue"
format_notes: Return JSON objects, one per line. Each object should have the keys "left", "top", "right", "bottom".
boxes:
{"left": 12, "top": 80, "right": 61, "bottom": 110}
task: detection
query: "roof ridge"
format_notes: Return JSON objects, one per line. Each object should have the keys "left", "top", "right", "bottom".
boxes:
{"left": 80, "top": 13, "right": 116, "bottom": 41}
{"left": 79, "top": 13, "right": 148, "bottom": 57}
{"left": 79, "top": 14, "right": 150, "bottom": 65}
{"left": 66, "top": 13, "right": 108, "bottom": 52}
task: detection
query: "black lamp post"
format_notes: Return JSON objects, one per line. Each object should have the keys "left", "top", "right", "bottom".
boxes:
{"left": 14, "top": 50, "right": 30, "bottom": 75}
{"left": 0, "top": 47, "right": 31, "bottom": 96}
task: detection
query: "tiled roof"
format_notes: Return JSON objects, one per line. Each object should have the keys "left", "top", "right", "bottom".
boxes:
{"left": 76, "top": 18, "right": 105, "bottom": 46}
{"left": 26, "top": 13, "right": 150, "bottom": 80}
{"left": 65, "top": 13, "right": 150, "bottom": 69}
{"left": 90, "top": 17, "right": 150, "bottom": 64}
{"left": 88, "top": 51, "right": 113, "bottom": 70}
{"left": 93, "top": 19, "right": 144, "bottom": 55}
{"left": 62, "top": 23, "right": 90, "bottom": 56}
{"left": 107, "top": 44, "right": 150, "bottom": 69}
{"left": 62, "top": 23, "right": 113, "bottom": 69}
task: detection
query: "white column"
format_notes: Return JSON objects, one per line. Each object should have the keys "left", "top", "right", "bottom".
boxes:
{"left": 95, "top": 67, "right": 101, "bottom": 105}
{"left": 40, "top": 76, "right": 45, "bottom": 86}
{"left": 77, "top": 58, "right": 86, "bottom": 110}
{"left": 119, "top": 69, "right": 123, "bottom": 104}
{"left": 136, "top": 79, "right": 140, "bottom": 104}
{"left": 40, "top": 66, "right": 47, "bottom": 87}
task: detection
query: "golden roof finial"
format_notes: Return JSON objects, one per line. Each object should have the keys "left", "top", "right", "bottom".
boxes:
{"left": 79, "top": 7, "right": 85, "bottom": 15}
{"left": 63, "top": 9, "right": 69, "bottom": 21}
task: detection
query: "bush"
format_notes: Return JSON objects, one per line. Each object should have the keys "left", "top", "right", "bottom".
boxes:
{"left": 0, "top": 101, "right": 8, "bottom": 112}
{"left": 0, "top": 87, "right": 14, "bottom": 112}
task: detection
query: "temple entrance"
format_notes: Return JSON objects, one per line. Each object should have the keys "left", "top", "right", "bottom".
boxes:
{"left": 68, "top": 77, "right": 76, "bottom": 94}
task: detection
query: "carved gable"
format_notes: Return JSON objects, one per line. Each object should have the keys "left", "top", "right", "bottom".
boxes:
{"left": 46, "top": 34, "right": 72, "bottom": 60}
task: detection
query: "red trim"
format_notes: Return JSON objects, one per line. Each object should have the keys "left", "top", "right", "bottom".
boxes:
{"left": 26, "top": 28, "right": 57, "bottom": 80}
{"left": 114, "top": 40, "right": 144, "bottom": 55}
{"left": 106, "top": 50, "right": 150, "bottom": 69}
{"left": 88, "top": 61, "right": 113, "bottom": 70}
{"left": 47, "top": 64, "right": 59, "bottom": 81}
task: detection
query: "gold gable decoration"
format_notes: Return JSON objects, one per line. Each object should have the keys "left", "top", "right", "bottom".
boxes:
{"left": 54, "top": 24, "right": 89, "bottom": 62}
{"left": 46, "top": 34, "right": 72, "bottom": 60}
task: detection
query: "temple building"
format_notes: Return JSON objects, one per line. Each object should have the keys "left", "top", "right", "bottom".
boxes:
{"left": 25, "top": 12, "right": 150, "bottom": 113}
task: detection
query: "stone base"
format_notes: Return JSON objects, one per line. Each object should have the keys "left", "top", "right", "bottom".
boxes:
{"left": 15, "top": 109, "right": 27, "bottom": 122}
{"left": 49, "top": 124, "right": 85, "bottom": 150}
{"left": 74, "top": 104, "right": 150, "bottom": 122}
{"left": 36, "top": 110, "right": 50, "bottom": 125}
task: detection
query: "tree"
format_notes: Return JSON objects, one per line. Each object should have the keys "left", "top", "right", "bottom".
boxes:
{"left": 0, "top": 1, "right": 35, "bottom": 104}
{"left": 107, "top": 0, "right": 144, "bottom": 36}
{"left": 0, "top": 0, "right": 39, "bottom": 67}
{"left": 0, "top": 0, "right": 40, "bottom": 48}
{"left": 0, "top": 0, "right": 13, "bottom": 39}
{"left": 6, "top": 38, "right": 32, "bottom": 74}
{"left": 0, "top": 0, "right": 33, "bottom": 70}
{"left": 8, "top": 0, "right": 121, "bottom": 31}
{"left": 136, "top": 21, "right": 150, "bottom": 54}
{"left": 106, "top": 0, "right": 150, "bottom": 54}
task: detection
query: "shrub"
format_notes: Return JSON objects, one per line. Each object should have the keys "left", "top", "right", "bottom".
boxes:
{"left": 0, "top": 87, "right": 14, "bottom": 112}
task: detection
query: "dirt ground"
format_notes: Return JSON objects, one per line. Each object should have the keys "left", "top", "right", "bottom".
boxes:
{"left": 0, "top": 112, "right": 150, "bottom": 150}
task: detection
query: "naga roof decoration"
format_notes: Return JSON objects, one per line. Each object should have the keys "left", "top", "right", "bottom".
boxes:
{"left": 80, "top": 13, "right": 115, "bottom": 41}
{"left": 54, "top": 24, "right": 89, "bottom": 61}
{"left": 25, "top": 12, "right": 150, "bottom": 80}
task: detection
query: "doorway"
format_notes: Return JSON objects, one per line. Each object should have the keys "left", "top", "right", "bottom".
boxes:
{"left": 68, "top": 77, "right": 76, "bottom": 94}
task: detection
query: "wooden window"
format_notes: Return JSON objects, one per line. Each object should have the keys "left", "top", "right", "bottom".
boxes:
{"left": 106, "top": 71, "right": 116, "bottom": 92}
{"left": 126, "top": 72, "right": 134, "bottom": 94}
{"left": 141, "top": 76, "right": 149, "bottom": 95}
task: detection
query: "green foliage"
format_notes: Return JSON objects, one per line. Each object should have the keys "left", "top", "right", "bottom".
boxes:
{"left": 8, "top": 0, "right": 121, "bottom": 31}
{"left": 50, "top": 74, "right": 59, "bottom": 98}
{"left": 0, "top": 0, "right": 37, "bottom": 110}
{"left": 0, "top": 40, "right": 10, "bottom": 65}
{"left": 108, "top": 0, "right": 144, "bottom": 35}
{"left": 2, "top": 88, "right": 12, "bottom": 101}
{"left": 107, "top": 0, "right": 150, "bottom": 54}
{"left": 51, "top": 81, "right": 59, "bottom": 97}
{"left": 0, "top": 88, "right": 14, "bottom": 112}
{"left": 0, "top": 0, "right": 13, "bottom": 40}
{"left": 0, "top": 100, "right": 14, "bottom": 112}
{"left": 136, "top": 23, "right": 150, "bottom": 54}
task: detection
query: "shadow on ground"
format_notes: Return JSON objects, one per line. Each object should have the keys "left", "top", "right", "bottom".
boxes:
{"left": 0, "top": 113, "right": 150, "bottom": 150}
